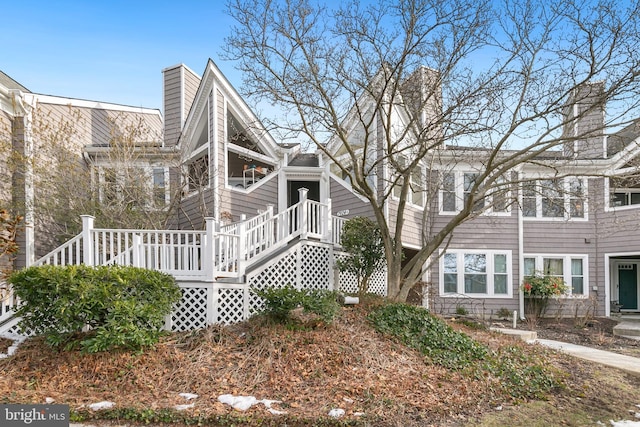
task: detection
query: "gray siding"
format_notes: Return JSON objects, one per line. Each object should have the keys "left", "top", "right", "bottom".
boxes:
{"left": 430, "top": 208, "right": 521, "bottom": 317}
{"left": 0, "top": 111, "right": 13, "bottom": 207}
{"left": 36, "top": 103, "right": 161, "bottom": 147}
{"left": 329, "top": 177, "right": 373, "bottom": 220}
{"left": 163, "top": 66, "right": 184, "bottom": 147}
{"left": 221, "top": 176, "right": 280, "bottom": 221}
{"left": 175, "top": 189, "right": 216, "bottom": 230}
{"left": 163, "top": 64, "right": 202, "bottom": 147}
{"left": 183, "top": 67, "right": 201, "bottom": 125}
{"left": 387, "top": 200, "right": 426, "bottom": 248}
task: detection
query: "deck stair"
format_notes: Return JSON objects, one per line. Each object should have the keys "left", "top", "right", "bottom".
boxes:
{"left": 0, "top": 189, "right": 356, "bottom": 332}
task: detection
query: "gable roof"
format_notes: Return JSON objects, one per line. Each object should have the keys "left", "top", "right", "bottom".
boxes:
{"left": 0, "top": 71, "right": 30, "bottom": 92}
{"left": 179, "top": 59, "right": 279, "bottom": 160}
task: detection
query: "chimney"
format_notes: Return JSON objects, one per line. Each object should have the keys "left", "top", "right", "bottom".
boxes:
{"left": 562, "top": 81, "right": 606, "bottom": 159}
{"left": 400, "top": 66, "right": 441, "bottom": 128}
{"left": 162, "top": 64, "right": 201, "bottom": 147}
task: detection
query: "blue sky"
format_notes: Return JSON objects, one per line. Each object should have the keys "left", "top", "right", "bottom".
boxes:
{"left": 2, "top": 1, "right": 245, "bottom": 111}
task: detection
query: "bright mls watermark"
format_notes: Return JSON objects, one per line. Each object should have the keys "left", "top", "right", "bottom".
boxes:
{"left": 1, "top": 404, "right": 69, "bottom": 426}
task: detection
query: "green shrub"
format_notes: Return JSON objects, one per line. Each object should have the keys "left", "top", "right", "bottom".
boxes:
{"left": 9, "top": 265, "right": 181, "bottom": 352}
{"left": 455, "top": 305, "right": 469, "bottom": 316}
{"left": 368, "top": 303, "right": 487, "bottom": 369}
{"left": 302, "top": 288, "right": 341, "bottom": 323}
{"left": 251, "top": 285, "right": 340, "bottom": 324}
{"left": 368, "top": 302, "right": 562, "bottom": 400}
{"left": 336, "top": 216, "right": 385, "bottom": 295}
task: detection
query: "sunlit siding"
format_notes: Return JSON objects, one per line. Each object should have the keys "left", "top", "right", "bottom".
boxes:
{"left": 220, "top": 176, "right": 279, "bottom": 222}
{"left": 0, "top": 111, "right": 13, "bottom": 207}
{"left": 35, "top": 103, "right": 162, "bottom": 148}
{"left": 329, "top": 177, "right": 373, "bottom": 220}
{"left": 183, "top": 67, "right": 201, "bottom": 126}
{"left": 163, "top": 66, "right": 183, "bottom": 147}
{"left": 216, "top": 89, "right": 225, "bottom": 187}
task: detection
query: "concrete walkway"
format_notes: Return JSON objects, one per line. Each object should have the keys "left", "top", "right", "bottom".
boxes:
{"left": 536, "top": 339, "right": 640, "bottom": 375}
{"left": 492, "top": 326, "right": 640, "bottom": 375}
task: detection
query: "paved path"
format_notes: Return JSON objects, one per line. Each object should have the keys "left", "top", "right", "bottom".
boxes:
{"left": 492, "top": 327, "right": 640, "bottom": 375}
{"left": 536, "top": 338, "right": 640, "bottom": 375}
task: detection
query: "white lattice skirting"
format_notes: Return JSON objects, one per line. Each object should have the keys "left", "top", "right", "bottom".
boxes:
{"left": 335, "top": 251, "right": 388, "bottom": 296}
{"left": 168, "top": 240, "right": 346, "bottom": 331}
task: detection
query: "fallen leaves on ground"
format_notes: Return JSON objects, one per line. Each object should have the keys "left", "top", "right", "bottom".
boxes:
{"left": 0, "top": 305, "right": 629, "bottom": 426}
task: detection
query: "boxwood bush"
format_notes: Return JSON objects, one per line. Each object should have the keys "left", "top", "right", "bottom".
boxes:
{"left": 9, "top": 265, "right": 181, "bottom": 352}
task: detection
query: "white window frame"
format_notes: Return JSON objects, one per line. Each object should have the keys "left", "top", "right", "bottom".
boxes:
{"left": 521, "top": 177, "right": 588, "bottom": 221}
{"left": 184, "top": 144, "right": 210, "bottom": 195}
{"left": 438, "top": 171, "right": 511, "bottom": 216}
{"left": 522, "top": 254, "right": 589, "bottom": 297}
{"left": 152, "top": 166, "right": 170, "bottom": 207}
{"left": 439, "top": 249, "right": 513, "bottom": 298}
{"left": 96, "top": 165, "right": 169, "bottom": 209}
{"left": 391, "top": 155, "right": 425, "bottom": 208}
{"left": 606, "top": 176, "right": 640, "bottom": 211}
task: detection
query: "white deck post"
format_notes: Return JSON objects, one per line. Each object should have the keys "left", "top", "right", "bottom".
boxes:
{"left": 324, "top": 198, "right": 332, "bottom": 243}
{"left": 81, "top": 215, "right": 94, "bottom": 266}
{"left": 299, "top": 188, "right": 309, "bottom": 240}
{"left": 132, "top": 234, "right": 142, "bottom": 268}
{"left": 238, "top": 214, "right": 247, "bottom": 276}
{"left": 266, "top": 204, "right": 274, "bottom": 246}
{"left": 204, "top": 217, "right": 215, "bottom": 281}
{"left": 23, "top": 223, "right": 35, "bottom": 267}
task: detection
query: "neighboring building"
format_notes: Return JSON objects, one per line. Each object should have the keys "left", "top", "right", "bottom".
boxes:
{"left": 0, "top": 71, "right": 170, "bottom": 267}
{"left": 4, "top": 60, "right": 640, "bottom": 320}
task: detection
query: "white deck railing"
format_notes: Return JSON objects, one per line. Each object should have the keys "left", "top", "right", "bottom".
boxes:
{"left": 34, "top": 233, "right": 84, "bottom": 266}
{"left": 0, "top": 279, "right": 17, "bottom": 324}
{"left": 28, "top": 188, "right": 343, "bottom": 282}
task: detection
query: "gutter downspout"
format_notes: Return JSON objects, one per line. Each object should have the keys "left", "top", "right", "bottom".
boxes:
{"left": 518, "top": 170, "right": 525, "bottom": 320}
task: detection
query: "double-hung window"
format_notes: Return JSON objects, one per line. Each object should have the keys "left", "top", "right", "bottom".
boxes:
{"left": 392, "top": 155, "right": 424, "bottom": 207}
{"left": 522, "top": 177, "right": 586, "bottom": 219}
{"left": 523, "top": 255, "right": 587, "bottom": 296}
{"left": 441, "top": 250, "right": 512, "bottom": 297}
{"left": 440, "top": 171, "right": 510, "bottom": 215}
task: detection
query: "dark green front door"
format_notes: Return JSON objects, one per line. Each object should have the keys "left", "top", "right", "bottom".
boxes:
{"left": 619, "top": 264, "right": 638, "bottom": 310}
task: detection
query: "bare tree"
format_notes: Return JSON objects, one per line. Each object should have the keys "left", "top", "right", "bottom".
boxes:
{"left": 224, "top": 0, "right": 640, "bottom": 301}
{"left": 4, "top": 103, "right": 182, "bottom": 258}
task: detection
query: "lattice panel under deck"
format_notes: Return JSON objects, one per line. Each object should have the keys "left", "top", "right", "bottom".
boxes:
{"left": 367, "top": 265, "right": 388, "bottom": 296}
{"left": 335, "top": 252, "right": 358, "bottom": 294}
{"left": 336, "top": 252, "right": 387, "bottom": 296}
{"left": 171, "top": 287, "right": 208, "bottom": 331}
{"left": 217, "top": 287, "right": 245, "bottom": 325}
{"left": 248, "top": 251, "right": 298, "bottom": 315}
{"left": 300, "top": 245, "right": 331, "bottom": 291}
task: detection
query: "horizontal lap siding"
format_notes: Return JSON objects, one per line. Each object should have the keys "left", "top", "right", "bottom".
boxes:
{"left": 0, "top": 112, "right": 12, "bottom": 206}
{"left": 163, "top": 67, "right": 183, "bottom": 147}
{"left": 183, "top": 67, "right": 201, "bottom": 126}
{"left": 220, "top": 177, "right": 279, "bottom": 222}
{"left": 523, "top": 178, "right": 602, "bottom": 314}
{"left": 387, "top": 200, "right": 424, "bottom": 248}
{"left": 597, "top": 208, "right": 640, "bottom": 254}
{"left": 329, "top": 177, "right": 374, "bottom": 220}
{"left": 431, "top": 213, "right": 520, "bottom": 317}
{"left": 36, "top": 103, "right": 162, "bottom": 147}
{"left": 175, "top": 189, "right": 215, "bottom": 230}
{"left": 523, "top": 221, "right": 601, "bottom": 315}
